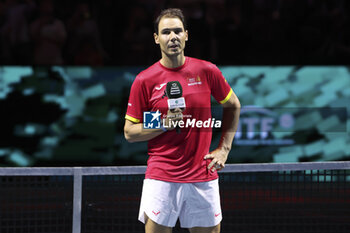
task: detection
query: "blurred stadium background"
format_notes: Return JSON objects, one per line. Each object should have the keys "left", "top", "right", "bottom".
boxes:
{"left": 1, "top": 0, "right": 350, "bottom": 66}
{"left": 0, "top": 66, "right": 349, "bottom": 166}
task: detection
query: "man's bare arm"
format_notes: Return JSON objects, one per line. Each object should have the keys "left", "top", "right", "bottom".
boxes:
{"left": 205, "top": 90, "right": 241, "bottom": 172}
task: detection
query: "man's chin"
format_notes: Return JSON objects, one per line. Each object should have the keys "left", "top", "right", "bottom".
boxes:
{"left": 166, "top": 50, "right": 181, "bottom": 57}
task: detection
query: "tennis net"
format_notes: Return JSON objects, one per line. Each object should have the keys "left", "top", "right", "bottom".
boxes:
{"left": 0, "top": 162, "right": 349, "bottom": 233}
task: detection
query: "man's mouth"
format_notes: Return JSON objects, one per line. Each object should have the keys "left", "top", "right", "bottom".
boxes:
{"left": 169, "top": 44, "right": 179, "bottom": 49}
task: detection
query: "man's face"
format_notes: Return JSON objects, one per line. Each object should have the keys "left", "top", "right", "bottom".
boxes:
{"left": 154, "top": 17, "right": 188, "bottom": 57}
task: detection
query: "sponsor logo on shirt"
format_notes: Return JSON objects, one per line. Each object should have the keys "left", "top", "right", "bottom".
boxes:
{"left": 155, "top": 83, "right": 166, "bottom": 91}
{"left": 187, "top": 76, "right": 202, "bottom": 86}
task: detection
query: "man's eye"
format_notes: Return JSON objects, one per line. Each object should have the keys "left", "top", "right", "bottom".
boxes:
{"left": 163, "top": 31, "right": 170, "bottom": 34}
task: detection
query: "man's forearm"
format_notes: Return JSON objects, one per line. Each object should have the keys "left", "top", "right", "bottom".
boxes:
{"left": 204, "top": 104, "right": 240, "bottom": 172}
{"left": 218, "top": 105, "right": 240, "bottom": 151}
{"left": 124, "top": 122, "right": 165, "bottom": 143}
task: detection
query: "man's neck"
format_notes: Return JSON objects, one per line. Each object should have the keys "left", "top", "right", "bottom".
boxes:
{"left": 160, "top": 53, "right": 186, "bottom": 69}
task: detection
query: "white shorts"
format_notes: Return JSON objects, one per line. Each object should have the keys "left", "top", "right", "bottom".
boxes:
{"left": 138, "top": 178, "right": 222, "bottom": 228}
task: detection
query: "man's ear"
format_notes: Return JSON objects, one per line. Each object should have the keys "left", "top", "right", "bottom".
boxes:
{"left": 154, "top": 33, "right": 159, "bottom": 44}
{"left": 185, "top": 30, "right": 188, "bottom": 41}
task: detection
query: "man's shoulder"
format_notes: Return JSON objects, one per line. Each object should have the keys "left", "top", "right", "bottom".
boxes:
{"left": 136, "top": 61, "right": 162, "bottom": 81}
{"left": 187, "top": 57, "right": 218, "bottom": 71}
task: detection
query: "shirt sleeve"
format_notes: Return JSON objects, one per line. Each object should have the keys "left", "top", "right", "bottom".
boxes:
{"left": 125, "top": 76, "right": 148, "bottom": 123}
{"left": 208, "top": 63, "right": 233, "bottom": 104}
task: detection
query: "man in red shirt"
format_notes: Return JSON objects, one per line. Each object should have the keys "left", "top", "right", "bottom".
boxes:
{"left": 124, "top": 8, "right": 240, "bottom": 233}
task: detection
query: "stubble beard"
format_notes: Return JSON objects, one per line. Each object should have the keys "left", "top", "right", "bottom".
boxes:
{"left": 162, "top": 45, "right": 185, "bottom": 58}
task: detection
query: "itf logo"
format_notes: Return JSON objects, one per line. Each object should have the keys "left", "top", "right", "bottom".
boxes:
{"left": 143, "top": 110, "right": 162, "bottom": 129}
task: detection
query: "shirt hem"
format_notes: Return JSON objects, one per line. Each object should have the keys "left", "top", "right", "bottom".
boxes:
{"left": 219, "top": 89, "right": 233, "bottom": 104}
{"left": 125, "top": 114, "right": 141, "bottom": 123}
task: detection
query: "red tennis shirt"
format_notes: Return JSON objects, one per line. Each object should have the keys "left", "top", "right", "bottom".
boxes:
{"left": 126, "top": 57, "right": 232, "bottom": 182}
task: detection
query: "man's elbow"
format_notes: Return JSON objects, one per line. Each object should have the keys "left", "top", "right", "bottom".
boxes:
{"left": 124, "top": 128, "right": 136, "bottom": 143}
{"left": 234, "top": 97, "right": 241, "bottom": 109}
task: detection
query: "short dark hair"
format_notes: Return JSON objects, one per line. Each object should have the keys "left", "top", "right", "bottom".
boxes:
{"left": 154, "top": 8, "right": 186, "bottom": 34}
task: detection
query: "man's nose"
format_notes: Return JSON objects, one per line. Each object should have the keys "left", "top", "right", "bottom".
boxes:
{"left": 170, "top": 31, "right": 177, "bottom": 40}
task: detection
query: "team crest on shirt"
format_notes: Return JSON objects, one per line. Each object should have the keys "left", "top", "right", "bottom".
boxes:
{"left": 187, "top": 76, "right": 202, "bottom": 86}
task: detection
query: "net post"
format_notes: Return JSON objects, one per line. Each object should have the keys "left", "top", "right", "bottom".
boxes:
{"left": 72, "top": 167, "right": 82, "bottom": 233}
